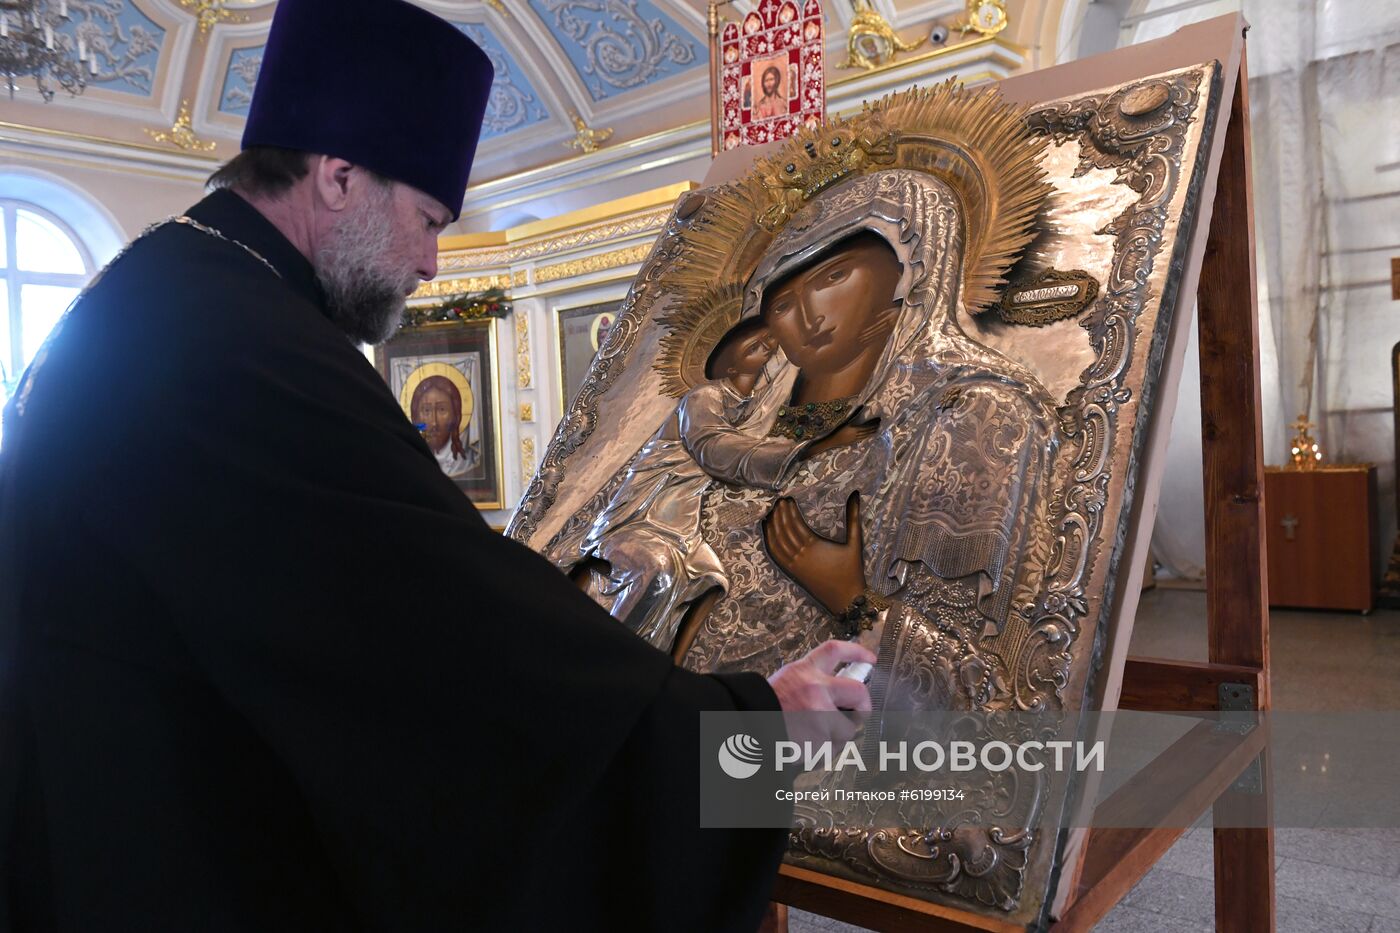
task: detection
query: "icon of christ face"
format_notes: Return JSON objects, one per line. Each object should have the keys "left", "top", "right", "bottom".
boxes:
{"left": 411, "top": 375, "right": 463, "bottom": 457}
{"left": 751, "top": 59, "right": 788, "bottom": 120}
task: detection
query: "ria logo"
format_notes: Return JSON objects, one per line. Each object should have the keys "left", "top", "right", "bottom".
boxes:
{"left": 718, "top": 733, "right": 764, "bottom": 779}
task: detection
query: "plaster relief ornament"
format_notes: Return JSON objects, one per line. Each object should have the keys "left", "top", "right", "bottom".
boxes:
{"left": 513, "top": 67, "right": 1222, "bottom": 926}
{"left": 840, "top": 0, "right": 925, "bottom": 72}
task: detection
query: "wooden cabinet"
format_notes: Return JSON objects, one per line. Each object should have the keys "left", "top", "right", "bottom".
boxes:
{"left": 1264, "top": 465, "right": 1378, "bottom": 612}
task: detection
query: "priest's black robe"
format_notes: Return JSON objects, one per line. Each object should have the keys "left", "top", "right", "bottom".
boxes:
{"left": 0, "top": 190, "right": 789, "bottom": 932}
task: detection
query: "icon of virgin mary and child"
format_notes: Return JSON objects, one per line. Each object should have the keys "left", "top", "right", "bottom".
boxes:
{"left": 547, "top": 96, "right": 1066, "bottom": 717}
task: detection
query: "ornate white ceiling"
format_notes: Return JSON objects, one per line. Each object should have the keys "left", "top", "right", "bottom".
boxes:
{"left": 0, "top": 0, "right": 966, "bottom": 184}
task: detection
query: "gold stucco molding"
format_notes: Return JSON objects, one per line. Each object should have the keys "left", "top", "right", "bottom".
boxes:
{"left": 438, "top": 206, "right": 671, "bottom": 271}
{"left": 410, "top": 270, "right": 526, "bottom": 299}
{"left": 520, "top": 436, "right": 537, "bottom": 488}
{"left": 176, "top": 0, "right": 251, "bottom": 36}
{"left": 144, "top": 101, "right": 218, "bottom": 153}
{"left": 534, "top": 243, "right": 652, "bottom": 285}
{"left": 515, "top": 312, "right": 533, "bottom": 389}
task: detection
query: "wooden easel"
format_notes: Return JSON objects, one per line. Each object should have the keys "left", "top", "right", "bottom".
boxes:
{"left": 768, "top": 40, "right": 1275, "bottom": 933}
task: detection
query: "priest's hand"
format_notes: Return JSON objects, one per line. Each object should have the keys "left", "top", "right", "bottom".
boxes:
{"left": 767, "top": 639, "right": 875, "bottom": 746}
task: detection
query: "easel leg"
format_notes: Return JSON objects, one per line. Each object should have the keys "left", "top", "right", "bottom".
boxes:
{"left": 1196, "top": 44, "right": 1276, "bottom": 933}
{"left": 1213, "top": 751, "right": 1275, "bottom": 933}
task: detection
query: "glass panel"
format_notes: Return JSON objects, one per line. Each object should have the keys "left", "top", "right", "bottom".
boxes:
{"left": 0, "top": 207, "right": 8, "bottom": 270}
{"left": 16, "top": 209, "right": 85, "bottom": 274}
{"left": 0, "top": 282, "right": 11, "bottom": 388}
{"left": 0, "top": 283, "right": 7, "bottom": 444}
{"left": 20, "top": 284, "right": 78, "bottom": 366}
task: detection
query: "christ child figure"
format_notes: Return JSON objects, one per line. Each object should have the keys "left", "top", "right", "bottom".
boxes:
{"left": 574, "top": 318, "right": 807, "bottom": 655}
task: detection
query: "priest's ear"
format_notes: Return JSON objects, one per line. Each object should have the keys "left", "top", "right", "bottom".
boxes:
{"left": 308, "top": 155, "right": 362, "bottom": 214}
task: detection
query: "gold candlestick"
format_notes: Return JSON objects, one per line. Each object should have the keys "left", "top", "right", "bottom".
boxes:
{"left": 1288, "top": 414, "right": 1322, "bottom": 470}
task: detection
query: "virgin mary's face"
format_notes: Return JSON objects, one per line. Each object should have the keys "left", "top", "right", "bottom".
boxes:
{"left": 760, "top": 233, "right": 902, "bottom": 375}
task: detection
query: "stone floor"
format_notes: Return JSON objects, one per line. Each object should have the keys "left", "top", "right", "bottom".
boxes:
{"left": 788, "top": 587, "right": 1400, "bottom": 932}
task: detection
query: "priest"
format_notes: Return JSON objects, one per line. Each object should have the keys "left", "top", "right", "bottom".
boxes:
{"left": 0, "top": 1, "right": 872, "bottom": 929}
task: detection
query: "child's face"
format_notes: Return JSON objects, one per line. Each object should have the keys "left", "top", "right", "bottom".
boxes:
{"left": 723, "top": 326, "right": 777, "bottom": 379}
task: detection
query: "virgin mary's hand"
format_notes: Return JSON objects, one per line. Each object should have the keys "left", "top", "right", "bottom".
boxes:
{"left": 763, "top": 492, "right": 866, "bottom": 615}
{"left": 802, "top": 417, "right": 879, "bottom": 459}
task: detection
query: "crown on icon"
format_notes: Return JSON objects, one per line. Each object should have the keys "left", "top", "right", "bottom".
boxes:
{"left": 758, "top": 117, "right": 898, "bottom": 231}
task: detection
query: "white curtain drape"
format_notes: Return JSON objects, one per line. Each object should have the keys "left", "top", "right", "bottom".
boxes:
{"left": 1109, "top": 0, "right": 1400, "bottom": 581}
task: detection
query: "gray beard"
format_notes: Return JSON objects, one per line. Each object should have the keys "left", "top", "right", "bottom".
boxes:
{"left": 314, "top": 190, "right": 417, "bottom": 345}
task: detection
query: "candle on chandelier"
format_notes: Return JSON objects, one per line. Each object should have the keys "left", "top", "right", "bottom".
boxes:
{"left": 78, "top": 37, "right": 86, "bottom": 60}
{"left": 59, "top": 0, "right": 70, "bottom": 18}
{"left": 44, "top": 23, "right": 55, "bottom": 49}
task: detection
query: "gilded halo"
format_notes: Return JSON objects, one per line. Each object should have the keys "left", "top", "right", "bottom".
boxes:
{"left": 399, "top": 361, "right": 474, "bottom": 437}
{"left": 653, "top": 79, "right": 1051, "bottom": 398}
{"left": 653, "top": 281, "right": 746, "bottom": 397}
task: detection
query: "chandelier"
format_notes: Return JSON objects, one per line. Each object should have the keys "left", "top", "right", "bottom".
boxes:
{"left": 0, "top": 0, "right": 95, "bottom": 101}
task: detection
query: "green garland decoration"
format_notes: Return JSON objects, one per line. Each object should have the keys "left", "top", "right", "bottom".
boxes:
{"left": 400, "top": 287, "right": 513, "bottom": 329}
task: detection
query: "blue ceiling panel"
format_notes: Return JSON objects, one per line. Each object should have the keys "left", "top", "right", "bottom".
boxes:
{"left": 526, "top": 0, "right": 702, "bottom": 101}
{"left": 55, "top": 0, "right": 165, "bottom": 96}
{"left": 453, "top": 22, "right": 550, "bottom": 141}
{"left": 218, "top": 46, "right": 263, "bottom": 117}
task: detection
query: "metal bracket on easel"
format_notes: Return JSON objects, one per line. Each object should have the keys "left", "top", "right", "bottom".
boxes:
{"left": 1217, "top": 682, "right": 1262, "bottom": 793}
{"left": 1218, "top": 682, "right": 1255, "bottom": 711}
{"left": 1231, "top": 757, "right": 1263, "bottom": 795}
{"left": 1215, "top": 682, "right": 1256, "bottom": 735}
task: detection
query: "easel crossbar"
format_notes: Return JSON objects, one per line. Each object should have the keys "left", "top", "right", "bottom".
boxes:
{"left": 1050, "top": 722, "right": 1267, "bottom": 930}
{"left": 1119, "top": 656, "right": 1264, "bottom": 711}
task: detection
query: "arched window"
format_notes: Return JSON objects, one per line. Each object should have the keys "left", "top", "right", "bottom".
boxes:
{"left": 1, "top": 200, "right": 95, "bottom": 390}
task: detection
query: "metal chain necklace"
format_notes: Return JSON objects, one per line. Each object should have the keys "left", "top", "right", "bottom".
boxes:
{"left": 167, "top": 215, "right": 282, "bottom": 282}
{"left": 9, "top": 214, "right": 282, "bottom": 419}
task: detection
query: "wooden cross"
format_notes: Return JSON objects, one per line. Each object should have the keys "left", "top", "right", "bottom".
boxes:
{"left": 1280, "top": 514, "right": 1299, "bottom": 541}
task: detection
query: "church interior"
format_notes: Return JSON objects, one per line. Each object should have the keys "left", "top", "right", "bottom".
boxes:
{"left": 3, "top": 1, "right": 1399, "bottom": 931}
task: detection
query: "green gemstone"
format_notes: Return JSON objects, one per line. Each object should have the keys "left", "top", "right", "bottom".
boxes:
{"left": 794, "top": 427, "right": 805, "bottom": 438}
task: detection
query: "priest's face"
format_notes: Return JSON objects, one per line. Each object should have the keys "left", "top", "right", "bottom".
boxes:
{"left": 315, "top": 174, "right": 450, "bottom": 345}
